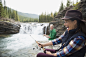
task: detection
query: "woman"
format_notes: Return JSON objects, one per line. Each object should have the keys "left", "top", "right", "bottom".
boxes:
{"left": 36, "top": 10, "right": 86, "bottom": 57}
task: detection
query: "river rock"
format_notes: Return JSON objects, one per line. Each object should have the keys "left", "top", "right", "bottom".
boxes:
{"left": 0, "top": 21, "right": 21, "bottom": 34}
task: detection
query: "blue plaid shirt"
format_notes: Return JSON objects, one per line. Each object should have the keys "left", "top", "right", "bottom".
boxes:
{"left": 52, "top": 34, "right": 85, "bottom": 57}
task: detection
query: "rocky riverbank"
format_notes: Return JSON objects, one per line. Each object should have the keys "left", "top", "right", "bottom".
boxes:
{"left": 0, "top": 18, "right": 21, "bottom": 34}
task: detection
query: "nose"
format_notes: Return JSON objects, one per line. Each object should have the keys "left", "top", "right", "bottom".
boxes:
{"left": 64, "top": 23, "right": 66, "bottom": 26}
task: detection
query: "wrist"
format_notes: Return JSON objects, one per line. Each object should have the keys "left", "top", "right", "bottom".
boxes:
{"left": 53, "top": 53, "right": 57, "bottom": 56}
{"left": 43, "top": 44, "right": 45, "bottom": 47}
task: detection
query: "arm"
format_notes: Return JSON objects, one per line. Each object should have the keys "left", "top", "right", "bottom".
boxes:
{"left": 43, "top": 41, "right": 53, "bottom": 47}
{"left": 38, "top": 34, "right": 64, "bottom": 48}
{"left": 52, "top": 34, "right": 64, "bottom": 45}
{"left": 47, "top": 36, "right": 85, "bottom": 57}
{"left": 44, "top": 34, "right": 50, "bottom": 38}
{"left": 38, "top": 32, "right": 65, "bottom": 48}
{"left": 37, "top": 41, "right": 53, "bottom": 48}
{"left": 44, "top": 34, "right": 64, "bottom": 46}
{"left": 51, "top": 31, "right": 65, "bottom": 45}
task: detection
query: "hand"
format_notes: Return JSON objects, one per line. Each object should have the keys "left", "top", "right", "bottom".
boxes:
{"left": 37, "top": 42, "right": 44, "bottom": 48}
{"left": 46, "top": 51, "right": 57, "bottom": 56}
{"left": 44, "top": 34, "right": 50, "bottom": 38}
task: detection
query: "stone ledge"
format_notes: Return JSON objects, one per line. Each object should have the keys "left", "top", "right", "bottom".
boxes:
{"left": 0, "top": 21, "right": 21, "bottom": 34}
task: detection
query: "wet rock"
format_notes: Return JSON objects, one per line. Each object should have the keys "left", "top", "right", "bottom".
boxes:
{"left": 33, "top": 48, "right": 35, "bottom": 50}
{"left": 43, "top": 26, "right": 50, "bottom": 35}
{"left": 41, "top": 24, "right": 43, "bottom": 26}
{"left": 0, "top": 21, "right": 21, "bottom": 34}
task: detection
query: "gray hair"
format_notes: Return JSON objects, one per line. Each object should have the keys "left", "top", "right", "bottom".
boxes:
{"left": 50, "top": 24, "right": 54, "bottom": 27}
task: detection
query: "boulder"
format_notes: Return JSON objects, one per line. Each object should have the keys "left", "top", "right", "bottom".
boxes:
{"left": 0, "top": 21, "right": 21, "bottom": 34}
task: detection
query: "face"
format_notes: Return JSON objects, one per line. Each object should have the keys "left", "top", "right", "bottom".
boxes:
{"left": 64, "top": 19, "right": 77, "bottom": 31}
{"left": 50, "top": 26, "right": 53, "bottom": 30}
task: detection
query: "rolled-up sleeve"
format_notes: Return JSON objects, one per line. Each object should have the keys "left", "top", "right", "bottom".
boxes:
{"left": 52, "top": 35, "right": 64, "bottom": 45}
{"left": 56, "top": 36, "right": 85, "bottom": 57}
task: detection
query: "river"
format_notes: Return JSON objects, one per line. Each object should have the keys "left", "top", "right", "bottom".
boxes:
{"left": 0, "top": 23, "right": 49, "bottom": 57}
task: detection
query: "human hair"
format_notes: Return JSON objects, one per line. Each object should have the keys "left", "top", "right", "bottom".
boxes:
{"left": 70, "top": 19, "right": 86, "bottom": 35}
{"left": 50, "top": 24, "right": 54, "bottom": 27}
{"left": 79, "top": 21, "right": 86, "bottom": 35}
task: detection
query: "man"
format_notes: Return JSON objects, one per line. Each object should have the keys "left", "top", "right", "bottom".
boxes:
{"left": 44, "top": 24, "right": 56, "bottom": 49}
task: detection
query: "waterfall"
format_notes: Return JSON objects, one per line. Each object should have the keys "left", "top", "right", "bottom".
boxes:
{"left": 19, "top": 23, "right": 49, "bottom": 35}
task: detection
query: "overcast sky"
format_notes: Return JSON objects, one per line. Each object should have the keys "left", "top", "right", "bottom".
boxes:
{"left": 4, "top": 0, "right": 80, "bottom": 15}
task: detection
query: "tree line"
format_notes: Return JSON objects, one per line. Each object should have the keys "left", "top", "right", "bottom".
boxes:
{"left": 39, "top": 12, "right": 58, "bottom": 22}
{"left": 0, "top": 0, "right": 19, "bottom": 21}
{"left": 0, "top": 0, "right": 38, "bottom": 22}
{"left": 0, "top": 0, "right": 79, "bottom": 22}
{"left": 19, "top": 15, "right": 38, "bottom": 22}
{"left": 39, "top": 0, "right": 79, "bottom": 22}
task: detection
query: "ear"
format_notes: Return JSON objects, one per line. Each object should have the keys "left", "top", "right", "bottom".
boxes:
{"left": 73, "top": 20, "right": 77, "bottom": 25}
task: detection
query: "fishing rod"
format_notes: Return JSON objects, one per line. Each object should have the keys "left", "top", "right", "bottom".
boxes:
{"left": 30, "top": 35, "right": 45, "bottom": 51}
{"left": 22, "top": 28, "right": 45, "bottom": 51}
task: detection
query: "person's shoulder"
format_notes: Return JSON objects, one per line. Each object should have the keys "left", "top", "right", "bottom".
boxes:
{"left": 53, "top": 29, "right": 56, "bottom": 32}
{"left": 53, "top": 29, "right": 56, "bottom": 31}
{"left": 75, "top": 32, "right": 86, "bottom": 38}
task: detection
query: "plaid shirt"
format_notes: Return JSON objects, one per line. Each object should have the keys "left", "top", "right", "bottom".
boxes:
{"left": 52, "top": 34, "right": 85, "bottom": 57}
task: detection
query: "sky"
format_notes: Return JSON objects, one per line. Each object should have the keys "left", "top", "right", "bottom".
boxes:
{"left": 4, "top": 0, "right": 80, "bottom": 15}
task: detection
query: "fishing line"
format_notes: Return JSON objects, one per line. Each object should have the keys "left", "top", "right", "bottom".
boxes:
{"left": 22, "top": 28, "right": 45, "bottom": 51}
{"left": 30, "top": 35, "right": 45, "bottom": 51}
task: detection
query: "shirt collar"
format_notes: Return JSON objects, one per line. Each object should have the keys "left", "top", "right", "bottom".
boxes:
{"left": 67, "top": 29, "right": 77, "bottom": 34}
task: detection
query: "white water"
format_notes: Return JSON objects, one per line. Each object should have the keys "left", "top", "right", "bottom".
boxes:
{"left": 0, "top": 23, "right": 49, "bottom": 54}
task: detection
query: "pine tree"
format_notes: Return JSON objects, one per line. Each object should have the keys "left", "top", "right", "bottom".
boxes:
{"left": 51, "top": 12, "right": 53, "bottom": 18}
{"left": 59, "top": 2, "right": 64, "bottom": 12}
{"left": 5, "top": 6, "right": 8, "bottom": 18}
{"left": 66, "top": 0, "right": 71, "bottom": 7}
{"left": 54, "top": 11, "right": 58, "bottom": 17}
{"left": 8, "top": 8, "right": 12, "bottom": 18}
{"left": 1, "top": 6, "right": 5, "bottom": 17}
{"left": 11, "top": 10, "right": 16, "bottom": 20}
{"left": 0, "top": 0, "right": 4, "bottom": 17}
{"left": 0, "top": 0, "right": 2, "bottom": 17}
{"left": 15, "top": 11, "right": 19, "bottom": 21}
{"left": 3, "top": 0, "right": 6, "bottom": 17}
